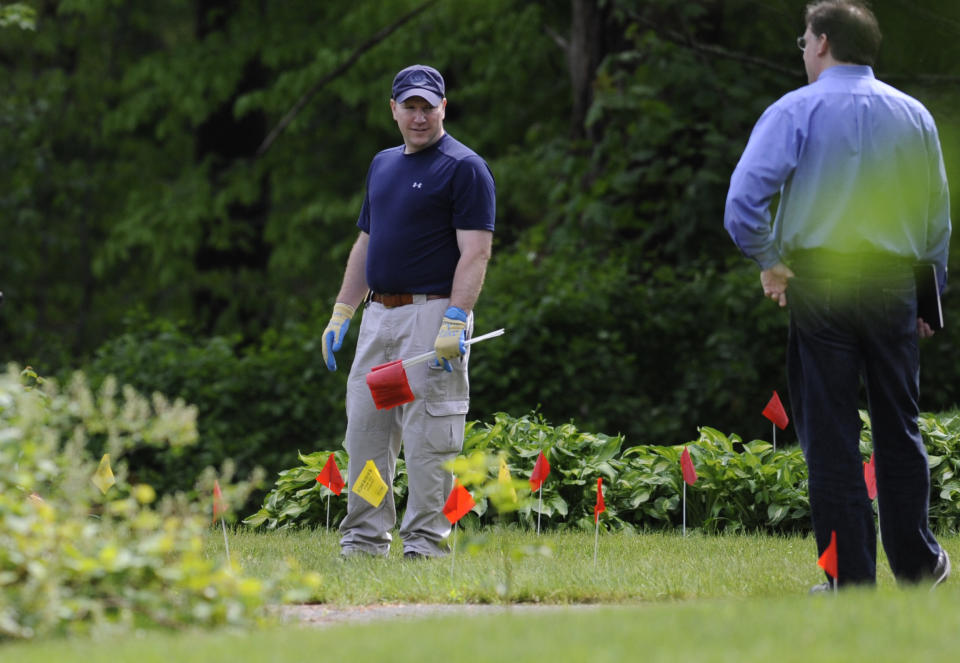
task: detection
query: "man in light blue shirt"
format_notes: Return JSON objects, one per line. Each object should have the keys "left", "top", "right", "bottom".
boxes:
{"left": 725, "top": 0, "right": 950, "bottom": 591}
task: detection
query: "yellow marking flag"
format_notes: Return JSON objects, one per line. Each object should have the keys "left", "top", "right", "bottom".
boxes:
{"left": 92, "top": 454, "right": 116, "bottom": 494}
{"left": 352, "top": 460, "right": 388, "bottom": 507}
{"left": 498, "top": 456, "right": 517, "bottom": 503}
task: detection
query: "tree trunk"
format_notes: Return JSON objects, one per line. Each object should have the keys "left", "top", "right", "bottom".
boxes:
{"left": 568, "top": 0, "right": 606, "bottom": 140}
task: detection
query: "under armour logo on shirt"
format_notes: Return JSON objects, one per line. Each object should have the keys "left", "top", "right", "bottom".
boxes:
{"left": 412, "top": 182, "right": 423, "bottom": 189}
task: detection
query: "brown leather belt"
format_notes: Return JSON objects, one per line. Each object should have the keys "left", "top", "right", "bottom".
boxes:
{"left": 370, "top": 293, "right": 448, "bottom": 308}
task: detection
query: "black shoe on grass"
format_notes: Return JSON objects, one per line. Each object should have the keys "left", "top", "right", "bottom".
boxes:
{"left": 931, "top": 549, "right": 951, "bottom": 590}
{"left": 809, "top": 581, "right": 834, "bottom": 594}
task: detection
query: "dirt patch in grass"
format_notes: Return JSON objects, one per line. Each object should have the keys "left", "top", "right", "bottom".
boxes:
{"left": 278, "top": 602, "right": 606, "bottom": 628}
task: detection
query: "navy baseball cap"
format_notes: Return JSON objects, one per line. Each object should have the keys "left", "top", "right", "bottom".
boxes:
{"left": 391, "top": 64, "right": 445, "bottom": 106}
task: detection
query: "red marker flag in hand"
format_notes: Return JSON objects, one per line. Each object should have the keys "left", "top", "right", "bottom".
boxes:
{"left": 762, "top": 391, "right": 789, "bottom": 430}
{"left": 316, "top": 453, "right": 345, "bottom": 495}
{"left": 863, "top": 453, "right": 877, "bottom": 501}
{"left": 818, "top": 530, "right": 839, "bottom": 580}
{"left": 594, "top": 477, "right": 605, "bottom": 523}
{"left": 443, "top": 482, "right": 476, "bottom": 524}
{"left": 530, "top": 451, "right": 551, "bottom": 491}
{"left": 681, "top": 447, "right": 698, "bottom": 485}
{"left": 213, "top": 480, "right": 227, "bottom": 524}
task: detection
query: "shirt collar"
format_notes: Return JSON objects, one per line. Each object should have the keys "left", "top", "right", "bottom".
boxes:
{"left": 818, "top": 64, "right": 875, "bottom": 80}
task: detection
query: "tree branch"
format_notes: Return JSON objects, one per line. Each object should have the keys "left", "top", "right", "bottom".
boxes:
{"left": 627, "top": 10, "right": 800, "bottom": 79}
{"left": 627, "top": 10, "right": 960, "bottom": 86}
{"left": 256, "top": 0, "right": 439, "bottom": 157}
{"left": 542, "top": 23, "right": 569, "bottom": 53}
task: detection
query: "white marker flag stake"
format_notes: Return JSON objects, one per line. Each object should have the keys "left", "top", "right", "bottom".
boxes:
{"left": 536, "top": 485, "right": 543, "bottom": 536}
{"left": 325, "top": 493, "right": 331, "bottom": 530}
{"left": 400, "top": 328, "right": 506, "bottom": 369}
{"left": 593, "top": 516, "right": 600, "bottom": 567}
{"left": 773, "top": 423, "right": 777, "bottom": 453}
{"left": 450, "top": 521, "right": 458, "bottom": 582}
{"left": 682, "top": 481, "right": 687, "bottom": 537}
{"left": 220, "top": 517, "right": 232, "bottom": 567}
{"left": 832, "top": 577, "right": 837, "bottom": 594}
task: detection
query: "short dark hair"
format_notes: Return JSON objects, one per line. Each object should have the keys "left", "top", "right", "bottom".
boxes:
{"left": 805, "top": 0, "right": 882, "bottom": 66}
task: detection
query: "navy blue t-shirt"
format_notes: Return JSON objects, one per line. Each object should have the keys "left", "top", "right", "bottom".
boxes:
{"left": 357, "top": 133, "right": 496, "bottom": 294}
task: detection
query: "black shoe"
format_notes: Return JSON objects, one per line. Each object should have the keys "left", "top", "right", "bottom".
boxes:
{"left": 404, "top": 551, "right": 428, "bottom": 560}
{"left": 809, "top": 581, "right": 835, "bottom": 594}
{"left": 931, "top": 549, "right": 951, "bottom": 590}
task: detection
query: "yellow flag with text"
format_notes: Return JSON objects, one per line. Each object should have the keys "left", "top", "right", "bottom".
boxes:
{"left": 352, "top": 460, "right": 388, "bottom": 507}
{"left": 92, "top": 454, "right": 116, "bottom": 494}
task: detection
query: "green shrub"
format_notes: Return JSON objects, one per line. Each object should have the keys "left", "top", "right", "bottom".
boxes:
{"left": 250, "top": 410, "right": 960, "bottom": 535}
{"left": 861, "top": 409, "right": 960, "bottom": 533}
{"left": 82, "top": 313, "right": 350, "bottom": 509}
{"left": 471, "top": 250, "right": 790, "bottom": 447}
{"left": 244, "top": 449, "right": 407, "bottom": 531}
{"left": 0, "top": 366, "right": 312, "bottom": 641}
{"left": 629, "top": 429, "right": 809, "bottom": 533}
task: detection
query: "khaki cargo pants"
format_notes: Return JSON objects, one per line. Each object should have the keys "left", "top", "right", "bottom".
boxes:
{"left": 339, "top": 296, "right": 472, "bottom": 557}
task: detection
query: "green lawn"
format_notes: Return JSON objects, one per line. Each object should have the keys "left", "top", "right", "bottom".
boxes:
{"left": 201, "top": 527, "right": 896, "bottom": 602}
{"left": 4, "top": 529, "right": 959, "bottom": 662}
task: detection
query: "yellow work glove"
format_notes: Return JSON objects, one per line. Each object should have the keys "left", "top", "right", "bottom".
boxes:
{"left": 434, "top": 306, "right": 468, "bottom": 372}
{"left": 322, "top": 303, "right": 356, "bottom": 371}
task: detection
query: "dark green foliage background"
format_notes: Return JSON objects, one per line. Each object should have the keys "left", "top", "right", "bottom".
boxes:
{"left": 3, "top": 1, "right": 959, "bottom": 499}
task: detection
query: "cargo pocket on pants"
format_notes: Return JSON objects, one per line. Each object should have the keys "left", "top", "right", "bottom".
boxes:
{"left": 423, "top": 400, "right": 469, "bottom": 454}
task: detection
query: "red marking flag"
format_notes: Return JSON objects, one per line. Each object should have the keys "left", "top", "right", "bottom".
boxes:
{"left": 681, "top": 447, "right": 698, "bottom": 485}
{"left": 443, "top": 482, "right": 476, "bottom": 524}
{"left": 366, "top": 359, "right": 415, "bottom": 410}
{"left": 530, "top": 451, "right": 551, "bottom": 491}
{"left": 213, "top": 480, "right": 227, "bottom": 523}
{"left": 762, "top": 391, "right": 789, "bottom": 430}
{"left": 316, "top": 453, "right": 345, "bottom": 495}
{"left": 818, "top": 530, "right": 838, "bottom": 580}
{"left": 594, "top": 477, "right": 605, "bottom": 523}
{"left": 863, "top": 453, "right": 877, "bottom": 501}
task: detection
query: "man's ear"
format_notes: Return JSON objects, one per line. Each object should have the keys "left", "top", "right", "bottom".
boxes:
{"left": 816, "top": 33, "right": 830, "bottom": 57}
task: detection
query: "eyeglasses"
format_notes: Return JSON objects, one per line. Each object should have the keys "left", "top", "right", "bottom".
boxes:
{"left": 796, "top": 36, "right": 807, "bottom": 50}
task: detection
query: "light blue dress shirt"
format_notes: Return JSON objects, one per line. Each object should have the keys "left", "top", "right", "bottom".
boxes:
{"left": 725, "top": 65, "right": 951, "bottom": 285}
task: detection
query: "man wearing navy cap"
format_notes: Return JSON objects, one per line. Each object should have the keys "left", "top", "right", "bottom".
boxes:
{"left": 321, "top": 64, "right": 496, "bottom": 558}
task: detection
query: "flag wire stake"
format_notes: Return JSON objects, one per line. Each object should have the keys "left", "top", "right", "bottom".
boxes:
{"left": 773, "top": 423, "right": 777, "bottom": 453}
{"left": 593, "top": 517, "right": 600, "bottom": 567}
{"left": 536, "top": 485, "right": 543, "bottom": 536}
{"left": 220, "top": 517, "right": 232, "bottom": 568}
{"left": 682, "top": 481, "right": 687, "bottom": 537}
{"left": 450, "top": 521, "right": 458, "bottom": 582}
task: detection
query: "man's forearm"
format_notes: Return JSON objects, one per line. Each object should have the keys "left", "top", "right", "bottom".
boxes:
{"left": 449, "top": 230, "right": 492, "bottom": 313}
{"left": 335, "top": 232, "right": 370, "bottom": 308}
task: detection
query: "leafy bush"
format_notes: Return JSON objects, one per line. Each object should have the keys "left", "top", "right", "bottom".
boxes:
{"left": 861, "top": 409, "right": 960, "bottom": 533}
{"left": 82, "top": 312, "right": 350, "bottom": 508}
{"left": 244, "top": 449, "right": 406, "bottom": 531}
{"left": 471, "top": 251, "right": 790, "bottom": 447}
{"left": 249, "top": 412, "right": 808, "bottom": 532}
{"left": 251, "top": 410, "right": 960, "bottom": 535}
{"left": 0, "top": 366, "right": 313, "bottom": 641}
{"left": 625, "top": 429, "right": 809, "bottom": 533}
